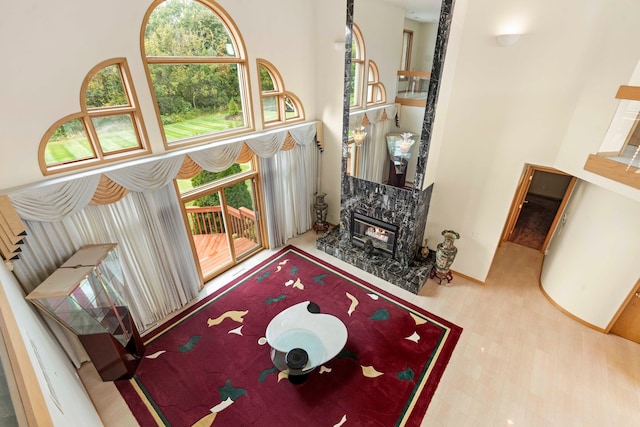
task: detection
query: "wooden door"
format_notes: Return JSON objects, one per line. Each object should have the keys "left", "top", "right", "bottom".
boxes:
{"left": 501, "top": 166, "right": 535, "bottom": 243}
{"left": 501, "top": 165, "right": 576, "bottom": 254}
{"left": 610, "top": 280, "right": 640, "bottom": 344}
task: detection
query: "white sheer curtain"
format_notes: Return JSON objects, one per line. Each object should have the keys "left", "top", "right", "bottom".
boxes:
{"left": 260, "top": 138, "right": 319, "bottom": 249}
{"left": 9, "top": 122, "right": 318, "bottom": 365}
{"left": 349, "top": 104, "right": 398, "bottom": 183}
{"left": 13, "top": 185, "right": 199, "bottom": 330}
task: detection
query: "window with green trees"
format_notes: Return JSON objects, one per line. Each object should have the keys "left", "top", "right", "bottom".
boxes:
{"left": 257, "top": 59, "right": 304, "bottom": 127}
{"left": 40, "top": 59, "right": 149, "bottom": 174}
{"left": 143, "top": 0, "right": 251, "bottom": 146}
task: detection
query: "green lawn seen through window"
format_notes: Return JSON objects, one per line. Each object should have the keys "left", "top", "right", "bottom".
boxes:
{"left": 46, "top": 112, "right": 244, "bottom": 164}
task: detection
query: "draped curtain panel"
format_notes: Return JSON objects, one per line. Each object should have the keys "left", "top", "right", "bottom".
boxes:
{"left": 9, "top": 122, "right": 319, "bottom": 357}
{"left": 350, "top": 105, "right": 397, "bottom": 184}
{"left": 259, "top": 136, "right": 319, "bottom": 249}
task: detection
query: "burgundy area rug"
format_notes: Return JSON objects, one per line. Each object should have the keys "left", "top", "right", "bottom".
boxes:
{"left": 116, "top": 246, "right": 462, "bottom": 426}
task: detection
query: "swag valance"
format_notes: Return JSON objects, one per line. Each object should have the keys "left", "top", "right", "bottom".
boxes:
{"left": 11, "top": 122, "right": 318, "bottom": 221}
{"left": 348, "top": 104, "right": 397, "bottom": 129}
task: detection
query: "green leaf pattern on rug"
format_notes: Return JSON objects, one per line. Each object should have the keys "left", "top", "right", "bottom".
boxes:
{"left": 218, "top": 379, "right": 247, "bottom": 401}
{"left": 178, "top": 335, "right": 201, "bottom": 353}
{"left": 370, "top": 308, "right": 390, "bottom": 320}
{"left": 256, "top": 271, "right": 270, "bottom": 282}
{"left": 265, "top": 295, "right": 287, "bottom": 305}
{"left": 312, "top": 273, "right": 328, "bottom": 284}
{"left": 258, "top": 366, "right": 279, "bottom": 383}
{"left": 291, "top": 265, "right": 298, "bottom": 275}
{"left": 397, "top": 367, "right": 415, "bottom": 381}
{"left": 337, "top": 348, "right": 358, "bottom": 360}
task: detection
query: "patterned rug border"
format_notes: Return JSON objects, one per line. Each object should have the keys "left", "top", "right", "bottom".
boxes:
{"left": 121, "top": 245, "right": 462, "bottom": 426}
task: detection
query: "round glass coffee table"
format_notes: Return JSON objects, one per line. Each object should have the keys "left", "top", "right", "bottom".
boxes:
{"left": 266, "top": 301, "right": 348, "bottom": 383}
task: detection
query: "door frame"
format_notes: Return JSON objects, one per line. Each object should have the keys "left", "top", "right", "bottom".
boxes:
{"left": 500, "top": 164, "right": 577, "bottom": 254}
{"left": 606, "top": 278, "right": 640, "bottom": 336}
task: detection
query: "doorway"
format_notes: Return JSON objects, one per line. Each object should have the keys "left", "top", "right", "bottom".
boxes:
{"left": 177, "top": 161, "right": 265, "bottom": 285}
{"left": 501, "top": 165, "right": 576, "bottom": 253}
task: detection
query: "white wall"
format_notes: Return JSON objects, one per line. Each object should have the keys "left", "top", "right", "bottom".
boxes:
{"left": 541, "top": 182, "right": 640, "bottom": 329}
{"left": 425, "top": 0, "right": 640, "bottom": 281}
{"left": 0, "top": 0, "right": 317, "bottom": 193}
{"left": 401, "top": 19, "right": 437, "bottom": 73}
{"left": 0, "top": 263, "right": 103, "bottom": 426}
{"left": 355, "top": 0, "right": 404, "bottom": 95}
{"left": 315, "top": 0, "right": 349, "bottom": 225}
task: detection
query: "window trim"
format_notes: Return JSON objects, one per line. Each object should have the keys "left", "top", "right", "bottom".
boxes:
{"left": 400, "top": 30, "right": 413, "bottom": 71}
{"left": 140, "top": 0, "right": 254, "bottom": 149}
{"left": 38, "top": 58, "right": 150, "bottom": 176}
{"left": 257, "top": 58, "right": 304, "bottom": 128}
{"left": 350, "top": 23, "right": 366, "bottom": 110}
{"left": 366, "top": 60, "right": 386, "bottom": 106}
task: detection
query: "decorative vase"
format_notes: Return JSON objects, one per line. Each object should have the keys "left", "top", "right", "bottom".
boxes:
{"left": 435, "top": 230, "right": 459, "bottom": 273}
{"left": 313, "top": 192, "right": 329, "bottom": 234}
{"left": 419, "top": 238, "right": 429, "bottom": 260}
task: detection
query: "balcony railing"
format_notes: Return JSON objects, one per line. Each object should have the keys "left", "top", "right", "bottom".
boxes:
{"left": 185, "top": 205, "right": 258, "bottom": 242}
{"left": 395, "top": 71, "right": 431, "bottom": 107}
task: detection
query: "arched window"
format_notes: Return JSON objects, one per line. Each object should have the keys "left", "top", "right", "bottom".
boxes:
{"left": 366, "top": 60, "right": 386, "bottom": 106}
{"left": 39, "top": 58, "right": 149, "bottom": 175}
{"left": 142, "top": 0, "right": 252, "bottom": 147}
{"left": 350, "top": 24, "right": 366, "bottom": 110}
{"left": 257, "top": 59, "right": 304, "bottom": 128}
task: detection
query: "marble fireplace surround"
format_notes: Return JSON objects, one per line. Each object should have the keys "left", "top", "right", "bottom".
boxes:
{"left": 316, "top": 178, "right": 434, "bottom": 294}
{"left": 317, "top": 0, "right": 454, "bottom": 294}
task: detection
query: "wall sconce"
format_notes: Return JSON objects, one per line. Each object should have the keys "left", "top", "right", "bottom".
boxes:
{"left": 352, "top": 126, "right": 367, "bottom": 146}
{"left": 496, "top": 33, "right": 521, "bottom": 47}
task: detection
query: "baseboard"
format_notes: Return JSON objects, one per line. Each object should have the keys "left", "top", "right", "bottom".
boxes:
{"left": 450, "top": 269, "right": 484, "bottom": 286}
{"left": 538, "top": 280, "right": 606, "bottom": 333}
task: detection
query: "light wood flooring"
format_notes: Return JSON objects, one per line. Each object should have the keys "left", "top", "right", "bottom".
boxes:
{"left": 79, "top": 232, "right": 640, "bottom": 426}
{"left": 192, "top": 234, "right": 258, "bottom": 277}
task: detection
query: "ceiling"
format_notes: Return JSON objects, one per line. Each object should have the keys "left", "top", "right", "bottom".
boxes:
{"left": 382, "top": 0, "right": 441, "bottom": 23}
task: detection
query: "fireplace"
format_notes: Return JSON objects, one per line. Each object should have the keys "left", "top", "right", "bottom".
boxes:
{"left": 350, "top": 212, "right": 398, "bottom": 258}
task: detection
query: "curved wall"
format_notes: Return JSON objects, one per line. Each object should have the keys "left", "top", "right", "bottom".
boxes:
{"left": 541, "top": 181, "right": 640, "bottom": 329}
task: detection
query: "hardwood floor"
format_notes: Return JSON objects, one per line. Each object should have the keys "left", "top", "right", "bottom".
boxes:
{"left": 79, "top": 231, "right": 640, "bottom": 426}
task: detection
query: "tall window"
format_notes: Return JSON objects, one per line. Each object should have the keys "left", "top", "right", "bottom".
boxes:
{"left": 142, "top": 0, "right": 252, "bottom": 147}
{"left": 366, "top": 60, "right": 386, "bottom": 105}
{"left": 257, "top": 59, "right": 304, "bottom": 128}
{"left": 350, "top": 24, "right": 366, "bottom": 110}
{"left": 400, "top": 30, "right": 413, "bottom": 71}
{"left": 39, "top": 58, "right": 149, "bottom": 175}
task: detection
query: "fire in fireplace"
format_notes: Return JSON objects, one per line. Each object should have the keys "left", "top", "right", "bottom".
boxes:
{"left": 350, "top": 212, "right": 398, "bottom": 258}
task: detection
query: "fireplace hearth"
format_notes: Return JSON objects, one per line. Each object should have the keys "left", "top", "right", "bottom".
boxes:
{"left": 317, "top": 226, "right": 434, "bottom": 294}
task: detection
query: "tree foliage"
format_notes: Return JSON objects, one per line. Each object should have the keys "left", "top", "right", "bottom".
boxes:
{"left": 259, "top": 65, "right": 275, "bottom": 91}
{"left": 191, "top": 164, "right": 253, "bottom": 210}
{"left": 85, "top": 65, "right": 127, "bottom": 108}
{"left": 144, "top": 0, "right": 242, "bottom": 123}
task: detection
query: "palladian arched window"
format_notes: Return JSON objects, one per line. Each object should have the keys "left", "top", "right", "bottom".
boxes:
{"left": 366, "top": 60, "right": 386, "bottom": 106}
{"left": 142, "top": 0, "right": 252, "bottom": 147}
{"left": 257, "top": 59, "right": 304, "bottom": 128}
{"left": 39, "top": 58, "right": 150, "bottom": 175}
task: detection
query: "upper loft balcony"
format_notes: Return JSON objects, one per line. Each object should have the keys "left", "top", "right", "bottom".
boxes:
{"left": 395, "top": 71, "right": 430, "bottom": 107}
